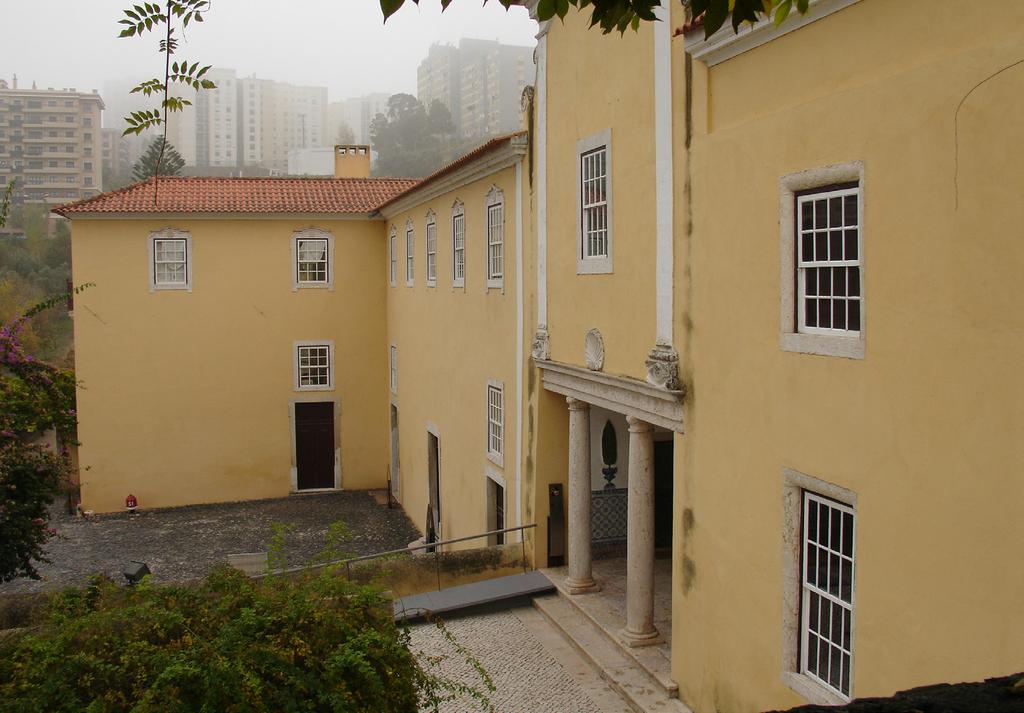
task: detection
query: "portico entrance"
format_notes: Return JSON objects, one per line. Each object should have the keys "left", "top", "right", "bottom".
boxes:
{"left": 536, "top": 359, "right": 684, "bottom": 649}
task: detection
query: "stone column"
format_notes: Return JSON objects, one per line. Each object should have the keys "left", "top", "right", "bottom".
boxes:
{"left": 621, "top": 415, "right": 660, "bottom": 646}
{"left": 565, "top": 397, "right": 599, "bottom": 594}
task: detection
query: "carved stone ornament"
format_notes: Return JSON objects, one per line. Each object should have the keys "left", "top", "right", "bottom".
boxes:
{"left": 520, "top": 85, "right": 535, "bottom": 113}
{"left": 531, "top": 326, "right": 551, "bottom": 361}
{"left": 584, "top": 328, "right": 605, "bottom": 371}
{"left": 645, "top": 343, "right": 681, "bottom": 391}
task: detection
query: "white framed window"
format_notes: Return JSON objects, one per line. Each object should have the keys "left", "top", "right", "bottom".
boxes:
{"left": 485, "top": 187, "right": 504, "bottom": 289}
{"left": 781, "top": 468, "right": 857, "bottom": 706}
{"left": 452, "top": 200, "right": 465, "bottom": 288}
{"left": 797, "top": 187, "right": 860, "bottom": 336}
{"left": 405, "top": 219, "right": 414, "bottom": 287}
{"left": 780, "top": 162, "right": 864, "bottom": 359}
{"left": 486, "top": 379, "right": 504, "bottom": 467}
{"left": 389, "top": 227, "right": 397, "bottom": 287}
{"left": 292, "top": 228, "right": 333, "bottom": 289}
{"left": 576, "top": 129, "right": 613, "bottom": 274}
{"left": 294, "top": 341, "right": 334, "bottom": 391}
{"left": 425, "top": 211, "right": 437, "bottom": 286}
{"left": 148, "top": 229, "right": 192, "bottom": 292}
{"left": 389, "top": 344, "right": 397, "bottom": 394}
{"left": 799, "top": 492, "right": 856, "bottom": 700}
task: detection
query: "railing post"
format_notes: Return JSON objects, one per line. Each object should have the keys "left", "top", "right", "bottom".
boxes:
{"left": 434, "top": 548, "right": 441, "bottom": 591}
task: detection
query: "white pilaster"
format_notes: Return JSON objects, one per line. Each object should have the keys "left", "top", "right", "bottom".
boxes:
{"left": 532, "top": 31, "right": 550, "bottom": 360}
{"left": 514, "top": 159, "right": 524, "bottom": 539}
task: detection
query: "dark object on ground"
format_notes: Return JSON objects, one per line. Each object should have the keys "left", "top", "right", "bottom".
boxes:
{"left": 766, "top": 673, "right": 1024, "bottom": 713}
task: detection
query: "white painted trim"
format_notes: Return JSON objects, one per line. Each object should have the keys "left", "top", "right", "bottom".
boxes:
{"left": 292, "top": 340, "right": 335, "bottom": 392}
{"left": 485, "top": 185, "right": 505, "bottom": 291}
{"left": 451, "top": 199, "right": 466, "bottom": 289}
{"left": 654, "top": 0, "right": 674, "bottom": 345}
{"left": 424, "top": 209, "right": 437, "bottom": 288}
{"left": 378, "top": 137, "right": 527, "bottom": 218}
{"left": 781, "top": 468, "right": 857, "bottom": 704}
{"left": 486, "top": 378, "right": 505, "bottom": 468}
{"left": 290, "top": 227, "right": 334, "bottom": 291}
{"left": 779, "top": 161, "right": 865, "bottom": 359}
{"left": 405, "top": 218, "right": 415, "bottom": 288}
{"left": 389, "top": 343, "right": 397, "bottom": 395}
{"left": 388, "top": 226, "right": 397, "bottom": 288}
{"left": 514, "top": 159, "right": 524, "bottom": 540}
{"left": 148, "top": 228, "right": 192, "bottom": 292}
{"left": 576, "top": 129, "right": 613, "bottom": 275}
{"left": 288, "top": 397, "right": 342, "bottom": 492}
{"left": 536, "top": 34, "right": 548, "bottom": 329}
{"left": 537, "top": 359, "right": 684, "bottom": 433}
{"left": 685, "top": 0, "right": 862, "bottom": 66}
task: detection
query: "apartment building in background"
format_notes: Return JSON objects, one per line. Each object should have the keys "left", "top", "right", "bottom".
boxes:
{"left": 0, "top": 78, "right": 104, "bottom": 205}
{"left": 417, "top": 39, "right": 534, "bottom": 138}
{"left": 329, "top": 92, "right": 393, "bottom": 146}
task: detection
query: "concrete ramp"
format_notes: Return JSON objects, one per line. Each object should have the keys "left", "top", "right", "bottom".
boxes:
{"left": 393, "top": 570, "right": 554, "bottom": 622}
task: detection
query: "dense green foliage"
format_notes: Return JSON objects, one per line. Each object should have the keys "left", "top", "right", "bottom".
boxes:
{"left": 370, "top": 94, "right": 484, "bottom": 178}
{"left": 0, "top": 567, "right": 430, "bottom": 712}
{"left": 0, "top": 206, "right": 73, "bottom": 364}
{"left": 378, "top": 0, "right": 809, "bottom": 37}
{"left": 133, "top": 136, "right": 186, "bottom": 181}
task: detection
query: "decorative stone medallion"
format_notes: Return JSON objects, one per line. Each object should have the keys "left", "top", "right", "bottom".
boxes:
{"left": 645, "top": 343, "right": 681, "bottom": 391}
{"left": 584, "top": 328, "right": 605, "bottom": 371}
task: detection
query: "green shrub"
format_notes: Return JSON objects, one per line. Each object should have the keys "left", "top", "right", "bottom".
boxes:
{"left": 0, "top": 566, "right": 427, "bottom": 712}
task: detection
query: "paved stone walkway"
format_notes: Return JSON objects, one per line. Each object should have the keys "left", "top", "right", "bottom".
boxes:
{"left": 410, "top": 606, "right": 631, "bottom": 713}
{"left": 0, "top": 491, "right": 420, "bottom": 594}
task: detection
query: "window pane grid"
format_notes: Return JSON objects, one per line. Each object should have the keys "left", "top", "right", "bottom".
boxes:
{"left": 801, "top": 492, "right": 855, "bottom": 699}
{"left": 389, "top": 346, "right": 397, "bottom": 392}
{"left": 487, "top": 204, "right": 503, "bottom": 280}
{"left": 453, "top": 213, "right": 465, "bottom": 282}
{"left": 797, "top": 188, "right": 860, "bottom": 335}
{"left": 426, "top": 220, "right": 437, "bottom": 282}
{"left": 581, "top": 147, "right": 608, "bottom": 259}
{"left": 487, "top": 385, "right": 503, "bottom": 456}
{"left": 296, "top": 238, "right": 328, "bottom": 284}
{"left": 153, "top": 238, "right": 187, "bottom": 285}
{"left": 297, "top": 345, "right": 330, "bottom": 387}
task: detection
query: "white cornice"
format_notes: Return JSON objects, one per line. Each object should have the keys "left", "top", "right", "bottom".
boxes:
{"left": 684, "top": 0, "right": 861, "bottom": 67}
{"left": 537, "top": 360, "right": 685, "bottom": 433}
{"left": 378, "top": 137, "right": 527, "bottom": 218}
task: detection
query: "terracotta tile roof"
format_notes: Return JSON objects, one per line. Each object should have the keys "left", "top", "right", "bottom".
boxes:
{"left": 53, "top": 176, "right": 419, "bottom": 216}
{"left": 378, "top": 131, "right": 528, "bottom": 210}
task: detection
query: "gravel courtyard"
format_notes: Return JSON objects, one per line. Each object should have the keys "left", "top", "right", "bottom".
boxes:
{"left": 0, "top": 491, "right": 420, "bottom": 594}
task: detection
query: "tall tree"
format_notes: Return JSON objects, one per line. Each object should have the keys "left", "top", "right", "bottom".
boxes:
{"left": 132, "top": 137, "right": 186, "bottom": 182}
{"left": 370, "top": 94, "right": 456, "bottom": 178}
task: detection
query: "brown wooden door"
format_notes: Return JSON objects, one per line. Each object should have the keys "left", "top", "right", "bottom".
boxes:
{"left": 295, "top": 402, "right": 334, "bottom": 490}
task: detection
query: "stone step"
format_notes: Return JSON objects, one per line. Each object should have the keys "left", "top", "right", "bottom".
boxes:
{"left": 543, "top": 569, "right": 679, "bottom": 699}
{"left": 534, "top": 593, "right": 692, "bottom": 713}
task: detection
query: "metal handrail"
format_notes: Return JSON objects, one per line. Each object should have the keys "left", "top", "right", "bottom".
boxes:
{"left": 342, "top": 523, "right": 536, "bottom": 591}
{"left": 345, "top": 523, "right": 536, "bottom": 564}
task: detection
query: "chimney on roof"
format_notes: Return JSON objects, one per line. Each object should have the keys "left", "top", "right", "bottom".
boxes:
{"left": 333, "top": 145, "right": 371, "bottom": 179}
{"left": 12, "top": 74, "right": 17, "bottom": 90}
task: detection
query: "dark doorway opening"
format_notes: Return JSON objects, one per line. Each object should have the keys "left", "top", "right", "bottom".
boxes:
{"left": 295, "top": 401, "right": 334, "bottom": 490}
{"left": 427, "top": 431, "right": 441, "bottom": 541}
{"left": 487, "top": 476, "right": 506, "bottom": 545}
{"left": 654, "top": 439, "right": 673, "bottom": 550}
{"left": 389, "top": 405, "right": 400, "bottom": 501}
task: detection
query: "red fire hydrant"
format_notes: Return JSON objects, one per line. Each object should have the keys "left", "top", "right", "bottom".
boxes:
{"left": 125, "top": 494, "right": 138, "bottom": 512}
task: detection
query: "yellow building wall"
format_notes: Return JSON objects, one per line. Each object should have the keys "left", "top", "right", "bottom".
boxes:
{"left": 385, "top": 165, "right": 524, "bottom": 545}
{"left": 70, "top": 217, "right": 388, "bottom": 513}
{"left": 544, "top": 9, "right": 658, "bottom": 380}
{"left": 677, "top": 2, "right": 1024, "bottom": 711}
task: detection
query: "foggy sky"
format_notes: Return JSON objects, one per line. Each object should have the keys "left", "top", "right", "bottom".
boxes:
{"left": 0, "top": 0, "right": 538, "bottom": 111}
